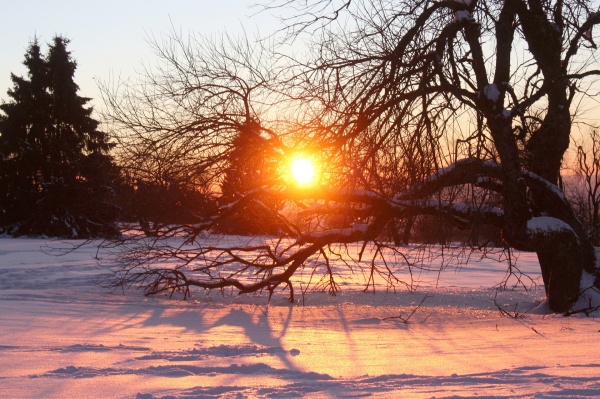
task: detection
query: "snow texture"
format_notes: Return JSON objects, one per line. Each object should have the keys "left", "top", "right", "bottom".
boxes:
{"left": 420, "top": 160, "right": 568, "bottom": 207}
{"left": 527, "top": 216, "right": 575, "bottom": 235}
{"left": 452, "top": 10, "right": 474, "bottom": 23}
{"left": 521, "top": 170, "right": 569, "bottom": 203}
{"left": 483, "top": 83, "right": 501, "bottom": 102}
{"left": 0, "top": 237, "right": 599, "bottom": 398}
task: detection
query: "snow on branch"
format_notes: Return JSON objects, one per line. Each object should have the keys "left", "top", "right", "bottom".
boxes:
{"left": 452, "top": 10, "right": 475, "bottom": 24}
{"left": 482, "top": 84, "right": 500, "bottom": 102}
{"left": 198, "top": 159, "right": 576, "bottom": 245}
{"left": 519, "top": 170, "right": 568, "bottom": 204}
{"left": 392, "top": 199, "right": 504, "bottom": 228}
{"left": 393, "top": 158, "right": 569, "bottom": 211}
{"left": 527, "top": 217, "right": 575, "bottom": 237}
{"left": 103, "top": 156, "right": 592, "bottom": 305}
{"left": 395, "top": 158, "right": 503, "bottom": 201}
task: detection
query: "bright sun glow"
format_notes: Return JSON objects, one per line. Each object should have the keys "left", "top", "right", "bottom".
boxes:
{"left": 291, "top": 158, "right": 314, "bottom": 185}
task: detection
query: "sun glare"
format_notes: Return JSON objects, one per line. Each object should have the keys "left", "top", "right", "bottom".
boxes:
{"left": 291, "top": 158, "right": 314, "bottom": 186}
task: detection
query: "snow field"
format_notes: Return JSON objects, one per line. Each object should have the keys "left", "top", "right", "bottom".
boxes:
{"left": 0, "top": 237, "right": 599, "bottom": 398}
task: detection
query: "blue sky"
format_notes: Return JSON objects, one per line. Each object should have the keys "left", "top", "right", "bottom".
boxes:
{"left": 0, "top": 1, "right": 280, "bottom": 108}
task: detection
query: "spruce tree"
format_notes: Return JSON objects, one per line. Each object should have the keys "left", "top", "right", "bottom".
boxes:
{"left": 216, "top": 121, "right": 282, "bottom": 235}
{"left": 0, "top": 37, "right": 119, "bottom": 238}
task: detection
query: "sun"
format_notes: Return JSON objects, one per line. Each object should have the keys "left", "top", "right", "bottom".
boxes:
{"left": 291, "top": 158, "right": 314, "bottom": 186}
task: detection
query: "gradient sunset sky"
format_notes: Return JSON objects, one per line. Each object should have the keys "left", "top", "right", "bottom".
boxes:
{"left": 1, "top": 1, "right": 279, "bottom": 108}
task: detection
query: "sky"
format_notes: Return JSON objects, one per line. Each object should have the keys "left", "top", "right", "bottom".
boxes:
{"left": 2, "top": 1, "right": 598, "bottom": 141}
{"left": 0, "top": 1, "right": 281, "bottom": 109}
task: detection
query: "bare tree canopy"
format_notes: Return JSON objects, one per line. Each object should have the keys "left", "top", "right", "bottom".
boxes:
{"left": 102, "top": 0, "right": 600, "bottom": 312}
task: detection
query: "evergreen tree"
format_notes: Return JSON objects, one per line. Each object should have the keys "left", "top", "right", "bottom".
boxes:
{"left": 216, "top": 121, "right": 283, "bottom": 235}
{"left": 0, "top": 37, "right": 119, "bottom": 238}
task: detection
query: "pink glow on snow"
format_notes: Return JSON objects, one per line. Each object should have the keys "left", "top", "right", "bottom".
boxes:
{"left": 0, "top": 237, "right": 599, "bottom": 398}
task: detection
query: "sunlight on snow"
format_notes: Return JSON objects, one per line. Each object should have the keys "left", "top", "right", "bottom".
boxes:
{"left": 1, "top": 238, "right": 600, "bottom": 398}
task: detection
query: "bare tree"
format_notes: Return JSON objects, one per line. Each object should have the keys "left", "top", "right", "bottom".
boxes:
{"left": 102, "top": 0, "right": 600, "bottom": 312}
{"left": 266, "top": 0, "right": 600, "bottom": 311}
{"left": 565, "top": 129, "right": 600, "bottom": 243}
{"left": 100, "top": 31, "right": 294, "bottom": 231}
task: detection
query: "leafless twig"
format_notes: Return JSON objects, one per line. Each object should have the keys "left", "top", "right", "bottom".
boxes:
{"left": 383, "top": 293, "right": 433, "bottom": 324}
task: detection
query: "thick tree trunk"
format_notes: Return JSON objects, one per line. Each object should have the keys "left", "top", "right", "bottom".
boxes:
{"left": 538, "top": 227, "right": 594, "bottom": 309}
{"left": 488, "top": 112, "right": 587, "bottom": 311}
{"left": 535, "top": 234, "right": 584, "bottom": 312}
{"left": 511, "top": 0, "right": 592, "bottom": 311}
{"left": 525, "top": 103, "right": 596, "bottom": 304}
{"left": 526, "top": 172, "right": 594, "bottom": 310}
{"left": 525, "top": 93, "right": 595, "bottom": 309}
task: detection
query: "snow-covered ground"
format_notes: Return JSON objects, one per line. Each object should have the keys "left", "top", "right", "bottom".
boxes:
{"left": 0, "top": 237, "right": 599, "bottom": 398}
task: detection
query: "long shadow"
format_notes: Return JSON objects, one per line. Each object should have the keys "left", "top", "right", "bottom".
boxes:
{"left": 332, "top": 303, "right": 362, "bottom": 372}
{"left": 209, "top": 306, "right": 299, "bottom": 372}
